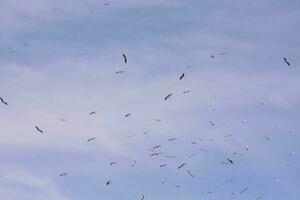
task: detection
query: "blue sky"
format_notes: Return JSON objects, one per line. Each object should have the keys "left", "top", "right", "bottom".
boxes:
{"left": 0, "top": 0, "right": 299, "bottom": 199}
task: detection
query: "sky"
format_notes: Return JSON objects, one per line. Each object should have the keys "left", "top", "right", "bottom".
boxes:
{"left": 0, "top": 0, "right": 299, "bottom": 199}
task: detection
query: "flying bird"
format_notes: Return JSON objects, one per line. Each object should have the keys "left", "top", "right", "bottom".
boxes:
{"left": 132, "top": 160, "right": 137, "bottom": 167}
{"left": 22, "top": 41, "right": 30, "bottom": 47}
{"left": 115, "top": 70, "right": 126, "bottom": 74}
{"left": 59, "top": 118, "right": 67, "bottom": 122}
{"left": 110, "top": 161, "right": 117, "bottom": 165}
{"left": 283, "top": 57, "right": 290, "bottom": 66}
{"left": 125, "top": 113, "right": 131, "bottom": 118}
{"left": 168, "top": 138, "right": 177, "bottom": 142}
{"left": 179, "top": 73, "right": 185, "bottom": 80}
{"left": 140, "top": 194, "right": 144, "bottom": 200}
{"left": 240, "top": 187, "right": 248, "bottom": 194}
{"left": 227, "top": 158, "right": 234, "bottom": 164}
{"left": 106, "top": 180, "right": 112, "bottom": 186}
{"left": 182, "top": 90, "right": 192, "bottom": 94}
{"left": 59, "top": 172, "right": 68, "bottom": 176}
{"left": 187, "top": 170, "right": 194, "bottom": 177}
{"left": 161, "top": 177, "right": 167, "bottom": 184}
{"left": 123, "top": 54, "right": 127, "bottom": 63}
{"left": 160, "top": 164, "right": 167, "bottom": 168}
{"left": 178, "top": 163, "right": 186, "bottom": 169}
{"left": 87, "top": 137, "right": 96, "bottom": 142}
{"left": 150, "top": 152, "right": 161, "bottom": 157}
{"left": 153, "top": 145, "right": 162, "bottom": 150}
{"left": 89, "top": 111, "right": 96, "bottom": 115}
{"left": 164, "top": 94, "right": 173, "bottom": 101}
{"left": 0, "top": 97, "right": 8, "bottom": 105}
{"left": 209, "top": 120, "right": 215, "bottom": 126}
{"left": 35, "top": 126, "right": 43, "bottom": 133}
{"left": 174, "top": 184, "right": 181, "bottom": 188}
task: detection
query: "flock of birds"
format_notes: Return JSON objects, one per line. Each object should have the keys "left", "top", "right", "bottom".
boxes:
{"left": 0, "top": 45, "right": 296, "bottom": 200}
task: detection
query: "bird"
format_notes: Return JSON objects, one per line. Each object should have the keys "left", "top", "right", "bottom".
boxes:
{"left": 168, "top": 138, "right": 177, "bottom": 142}
{"left": 182, "top": 90, "right": 192, "bottom": 94}
{"left": 142, "top": 131, "right": 149, "bottom": 136}
{"left": 187, "top": 170, "right": 194, "bottom": 177}
{"left": 209, "top": 120, "right": 215, "bottom": 126}
{"left": 154, "top": 119, "right": 161, "bottom": 122}
{"left": 191, "top": 141, "right": 197, "bottom": 145}
{"left": 164, "top": 94, "right": 172, "bottom": 101}
{"left": 210, "top": 55, "right": 215, "bottom": 59}
{"left": 59, "top": 118, "right": 67, "bottom": 122}
{"left": 161, "top": 177, "right": 167, "bottom": 184}
{"left": 265, "top": 136, "right": 270, "bottom": 141}
{"left": 125, "top": 113, "right": 131, "bottom": 118}
{"left": 0, "top": 97, "right": 8, "bottom": 105}
{"left": 240, "top": 187, "right": 248, "bottom": 194}
{"left": 179, "top": 73, "right": 185, "bottom": 80}
{"left": 104, "top": 3, "right": 110, "bottom": 6}
{"left": 160, "top": 164, "right": 167, "bottom": 168}
{"left": 123, "top": 54, "right": 127, "bottom": 63}
{"left": 89, "top": 111, "right": 96, "bottom": 115}
{"left": 21, "top": 41, "right": 30, "bottom": 47}
{"left": 150, "top": 152, "right": 161, "bottom": 157}
{"left": 131, "top": 160, "right": 137, "bottom": 167}
{"left": 115, "top": 71, "right": 126, "bottom": 74}
{"left": 87, "top": 137, "right": 96, "bottom": 142}
{"left": 59, "top": 172, "right": 68, "bottom": 176}
{"left": 178, "top": 163, "right": 186, "bottom": 169}
{"left": 245, "top": 145, "right": 249, "bottom": 151}
{"left": 174, "top": 184, "right": 181, "bottom": 188}
{"left": 283, "top": 57, "right": 290, "bottom": 66}
{"left": 256, "top": 196, "right": 262, "bottom": 200}
{"left": 35, "top": 126, "right": 43, "bottom": 133}
{"left": 227, "top": 158, "right": 234, "bottom": 164}
{"left": 106, "top": 180, "right": 112, "bottom": 186}
{"left": 8, "top": 47, "right": 16, "bottom": 53}
{"left": 153, "top": 145, "right": 162, "bottom": 150}
{"left": 110, "top": 161, "right": 117, "bottom": 165}
{"left": 140, "top": 194, "right": 144, "bottom": 200}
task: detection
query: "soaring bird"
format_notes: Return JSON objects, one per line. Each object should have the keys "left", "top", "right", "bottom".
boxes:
{"left": 179, "top": 73, "right": 185, "bottom": 80}
{"left": 283, "top": 57, "right": 290, "bottom": 66}
{"left": 0, "top": 97, "right": 8, "bottom": 105}
{"left": 59, "top": 172, "right": 68, "bottom": 176}
{"left": 178, "top": 163, "right": 186, "bottom": 169}
{"left": 164, "top": 94, "right": 172, "bottom": 101}
{"left": 110, "top": 161, "right": 117, "bottom": 165}
{"left": 227, "top": 158, "right": 234, "bottom": 164}
{"left": 153, "top": 145, "right": 162, "bottom": 150}
{"left": 187, "top": 170, "right": 194, "bottom": 177}
{"left": 182, "top": 90, "right": 192, "bottom": 94}
{"left": 132, "top": 160, "right": 137, "bottom": 167}
{"left": 115, "top": 71, "right": 126, "bottom": 74}
{"left": 87, "top": 137, "right": 96, "bottom": 142}
{"left": 35, "top": 126, "right": 43, "bottom": 133}
{"left": 161, "top": 177, "right": 167, "bottom": 184}
{"left": 168, "top": 138, "right": 177, "bottom": 142}
{"left": 123, "top": 54, "right": 127, "bottom": 63}
{"left": 160, "top": 164, "right": 167, "bottom": 168}
{"left": 106, "top": 180, "right": 112, "bottom": 186}
{"left": 125, "top": 113, "right": 131, "bottom": 118}
{"left": 150, "top": 152, "right": 161, "bottom": 157}
{"left": 89, "top": 111, "right": 96, "bottom": 115}
{"left": 240, "top": 187, "right": 248, "bottom": 194}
